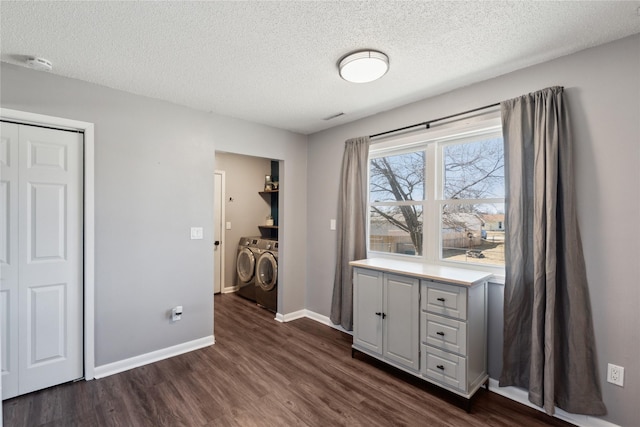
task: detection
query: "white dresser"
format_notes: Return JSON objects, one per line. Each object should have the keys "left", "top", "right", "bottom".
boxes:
{"left": 350, "top": 258, "right": 492, "bottom": 404}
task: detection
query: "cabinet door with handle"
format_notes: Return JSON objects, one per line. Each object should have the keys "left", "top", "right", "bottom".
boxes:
{"left": 383, "top": 273, "right": 419, "bottom": 371}
{"left": 353, "top": 268, "right": 383, "bottom": 356}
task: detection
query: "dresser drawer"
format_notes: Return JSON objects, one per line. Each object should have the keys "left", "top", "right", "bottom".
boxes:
{"left": 422, "top": 313, "right": 467, "bottom": 356}
{"left": 422, "top": 281, "right": 467, "bottom": 320}
{"left": 422, "top": 345, "right": 466, "bottom": 392}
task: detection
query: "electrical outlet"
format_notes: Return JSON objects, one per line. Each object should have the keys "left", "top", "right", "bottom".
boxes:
{"left": 607, "top": 363, "right": 624, "bottom": 387}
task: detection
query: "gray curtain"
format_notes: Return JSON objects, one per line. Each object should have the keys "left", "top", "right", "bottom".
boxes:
{"left": 330, "top": 136, "right": 370, "bottom": 331}
{"left": 500, "top": 87, "right": 606, "bottom": 415}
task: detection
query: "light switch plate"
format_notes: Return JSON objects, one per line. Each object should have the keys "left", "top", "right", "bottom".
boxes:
{"left": 190, "top": 227, "right": 204, "bottom": 240}
{"left": 330, "top": 219, "right": 336, "bottom": 230}
{"left": 226, "top": 222, "right": 232, "bottom": 230}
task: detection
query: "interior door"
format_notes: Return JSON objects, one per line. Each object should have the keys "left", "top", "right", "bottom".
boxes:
{"left": 213, "top": 171, "right": 224, "bottom": 294}
{"left": 1, "top": 122, "right": 83, "bottom": 399}
{"left": 1, "top": 122, "right": 19, "bottom": 398}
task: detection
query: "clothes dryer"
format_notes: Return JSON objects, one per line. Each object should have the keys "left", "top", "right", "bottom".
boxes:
{"left": 255, "top": 239, "right": 278, "bottom": 312}
{"left": 235, "top": 237, "right": 261, "bottom": 302}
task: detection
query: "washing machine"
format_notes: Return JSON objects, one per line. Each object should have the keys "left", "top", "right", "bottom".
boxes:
{"left": 235, "top": 237, "right": 261, "bottom": 302}
{"left": 255, "top": 239, "right": 278, "bottom": 312}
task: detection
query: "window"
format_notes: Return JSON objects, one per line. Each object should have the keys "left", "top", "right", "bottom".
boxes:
{"left": 368, "top": 117, "right": 505, "bottom": 271}
{"left": 369, "top": 151, "right": 424, "bottom": 255}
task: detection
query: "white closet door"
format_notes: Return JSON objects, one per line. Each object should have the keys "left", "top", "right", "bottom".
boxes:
{"left": 1, "top": 122, "right": 83, "bottom": 399}
{"left": 1, "top": 122, "right": 20, "bottom": 398}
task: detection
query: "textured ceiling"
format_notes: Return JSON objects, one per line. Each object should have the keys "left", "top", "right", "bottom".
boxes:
{"left": 1, "top": 1, "right": 639, "bottom": 134}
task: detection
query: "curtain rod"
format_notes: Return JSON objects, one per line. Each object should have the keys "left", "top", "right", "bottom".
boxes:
{"left": 370, "top": 102, "right": 501, "bottom": 139}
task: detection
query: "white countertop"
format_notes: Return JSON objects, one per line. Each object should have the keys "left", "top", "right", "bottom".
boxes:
{"left": 349, "top": 258, "right": 493, "bottom": 286}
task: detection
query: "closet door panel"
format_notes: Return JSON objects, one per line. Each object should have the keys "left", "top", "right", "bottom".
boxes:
{"left": 0, "top": 122, "right": 19, "bottom": 399}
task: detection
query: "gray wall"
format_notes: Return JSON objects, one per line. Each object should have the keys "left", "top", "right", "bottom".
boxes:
{"left": 0, "top": 62, "right": 308, "bottom": 366}
{"left": 307, "top": 35, "right": 640, "bottom": 426}
{"left": 215, "top": 152, "right": 272, "bottom": 291}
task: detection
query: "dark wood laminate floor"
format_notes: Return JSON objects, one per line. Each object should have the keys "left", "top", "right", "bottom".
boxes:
{"left": 3, "top": 294, "right": 574, "bottom": 427}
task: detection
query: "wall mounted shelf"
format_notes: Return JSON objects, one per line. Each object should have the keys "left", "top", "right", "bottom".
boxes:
{"left": 259, "top": 190, "right": 278, "bottom": 239}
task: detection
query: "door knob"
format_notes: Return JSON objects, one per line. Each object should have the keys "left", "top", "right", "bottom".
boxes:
{"left": 214, "top": 241, "right": 220, "bottom": 246}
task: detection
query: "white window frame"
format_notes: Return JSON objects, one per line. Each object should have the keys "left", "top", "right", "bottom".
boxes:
{"left": 368, "top": 112, "right": 505, "bottom": 277}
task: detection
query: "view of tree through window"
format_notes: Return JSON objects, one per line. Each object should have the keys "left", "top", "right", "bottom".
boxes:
{"left": 441, "top": 137, "right": 505, "bottom": 266}
{"left": 369, "top": 131, "right": 505, "bottom": 268}
{"left": 370, "top": 152, "right": 424, "bottom": 255}
{"left": 443, "top": 138, "right": 504, "bottom": 200}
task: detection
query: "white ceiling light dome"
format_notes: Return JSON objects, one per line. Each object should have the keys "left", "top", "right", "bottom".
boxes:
{"left": 339, "top": 50, "right": 389, "bottom": 83}
{"left": 25, "top": 56, "right": 53, "bottom": 71}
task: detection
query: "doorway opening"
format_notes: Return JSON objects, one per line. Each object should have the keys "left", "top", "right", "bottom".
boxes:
{"left": 213, "top": 152, "right": 282, "bottom": 315}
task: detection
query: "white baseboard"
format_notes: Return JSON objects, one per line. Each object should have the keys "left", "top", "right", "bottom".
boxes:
{"left": 275, "top": 309, "right": 305, "bottom": 323}
{"left": 272, "top": 308, "right": 353, "bottom": 334}
{"left": 221, "top": 286, "right": 238, "bottom": 294}
{"left": 93, "top": 335, "right": 215, "bottom": 379}
{"left": 304, "top": 310, "right": 353, "bottom": 335}
{"left": 488, "top": 378, "right": 618, "bottom": 427}
{"left": 275, "top": 308, "right": 351, "bottom": 333}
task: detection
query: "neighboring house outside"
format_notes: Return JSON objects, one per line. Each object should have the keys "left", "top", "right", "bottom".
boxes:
{"left": 483, "top": 214, "right": 505, "bottom": 232}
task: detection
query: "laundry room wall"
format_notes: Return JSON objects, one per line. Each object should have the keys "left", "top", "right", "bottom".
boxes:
{"left": 215, "top": 152, "right": 272, "bottom": 291}
{"left": 305, "top": 35, "right": 640, "bottom": 427}
{"left": 0, "top": 62, "right": 308, "bottom": 371}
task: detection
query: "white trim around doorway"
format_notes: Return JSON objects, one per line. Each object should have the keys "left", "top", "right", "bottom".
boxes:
{"left": 214, "top": 170, "right": 227, "bottom": 294}
{"left": 0, "top": 108, "right": 96, "bottom": 381}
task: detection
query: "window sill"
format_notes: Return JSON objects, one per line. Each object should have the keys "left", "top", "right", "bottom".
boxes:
{"left": 489, "top": 275, "right": 505, "bottom": 285}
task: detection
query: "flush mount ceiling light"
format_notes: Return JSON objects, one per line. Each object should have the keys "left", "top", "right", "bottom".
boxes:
{"left": 339, "top": 50, "right": 389, "bottom": 83}
{"left": 25, "top": 57, "right": 53, "bottom": 72}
